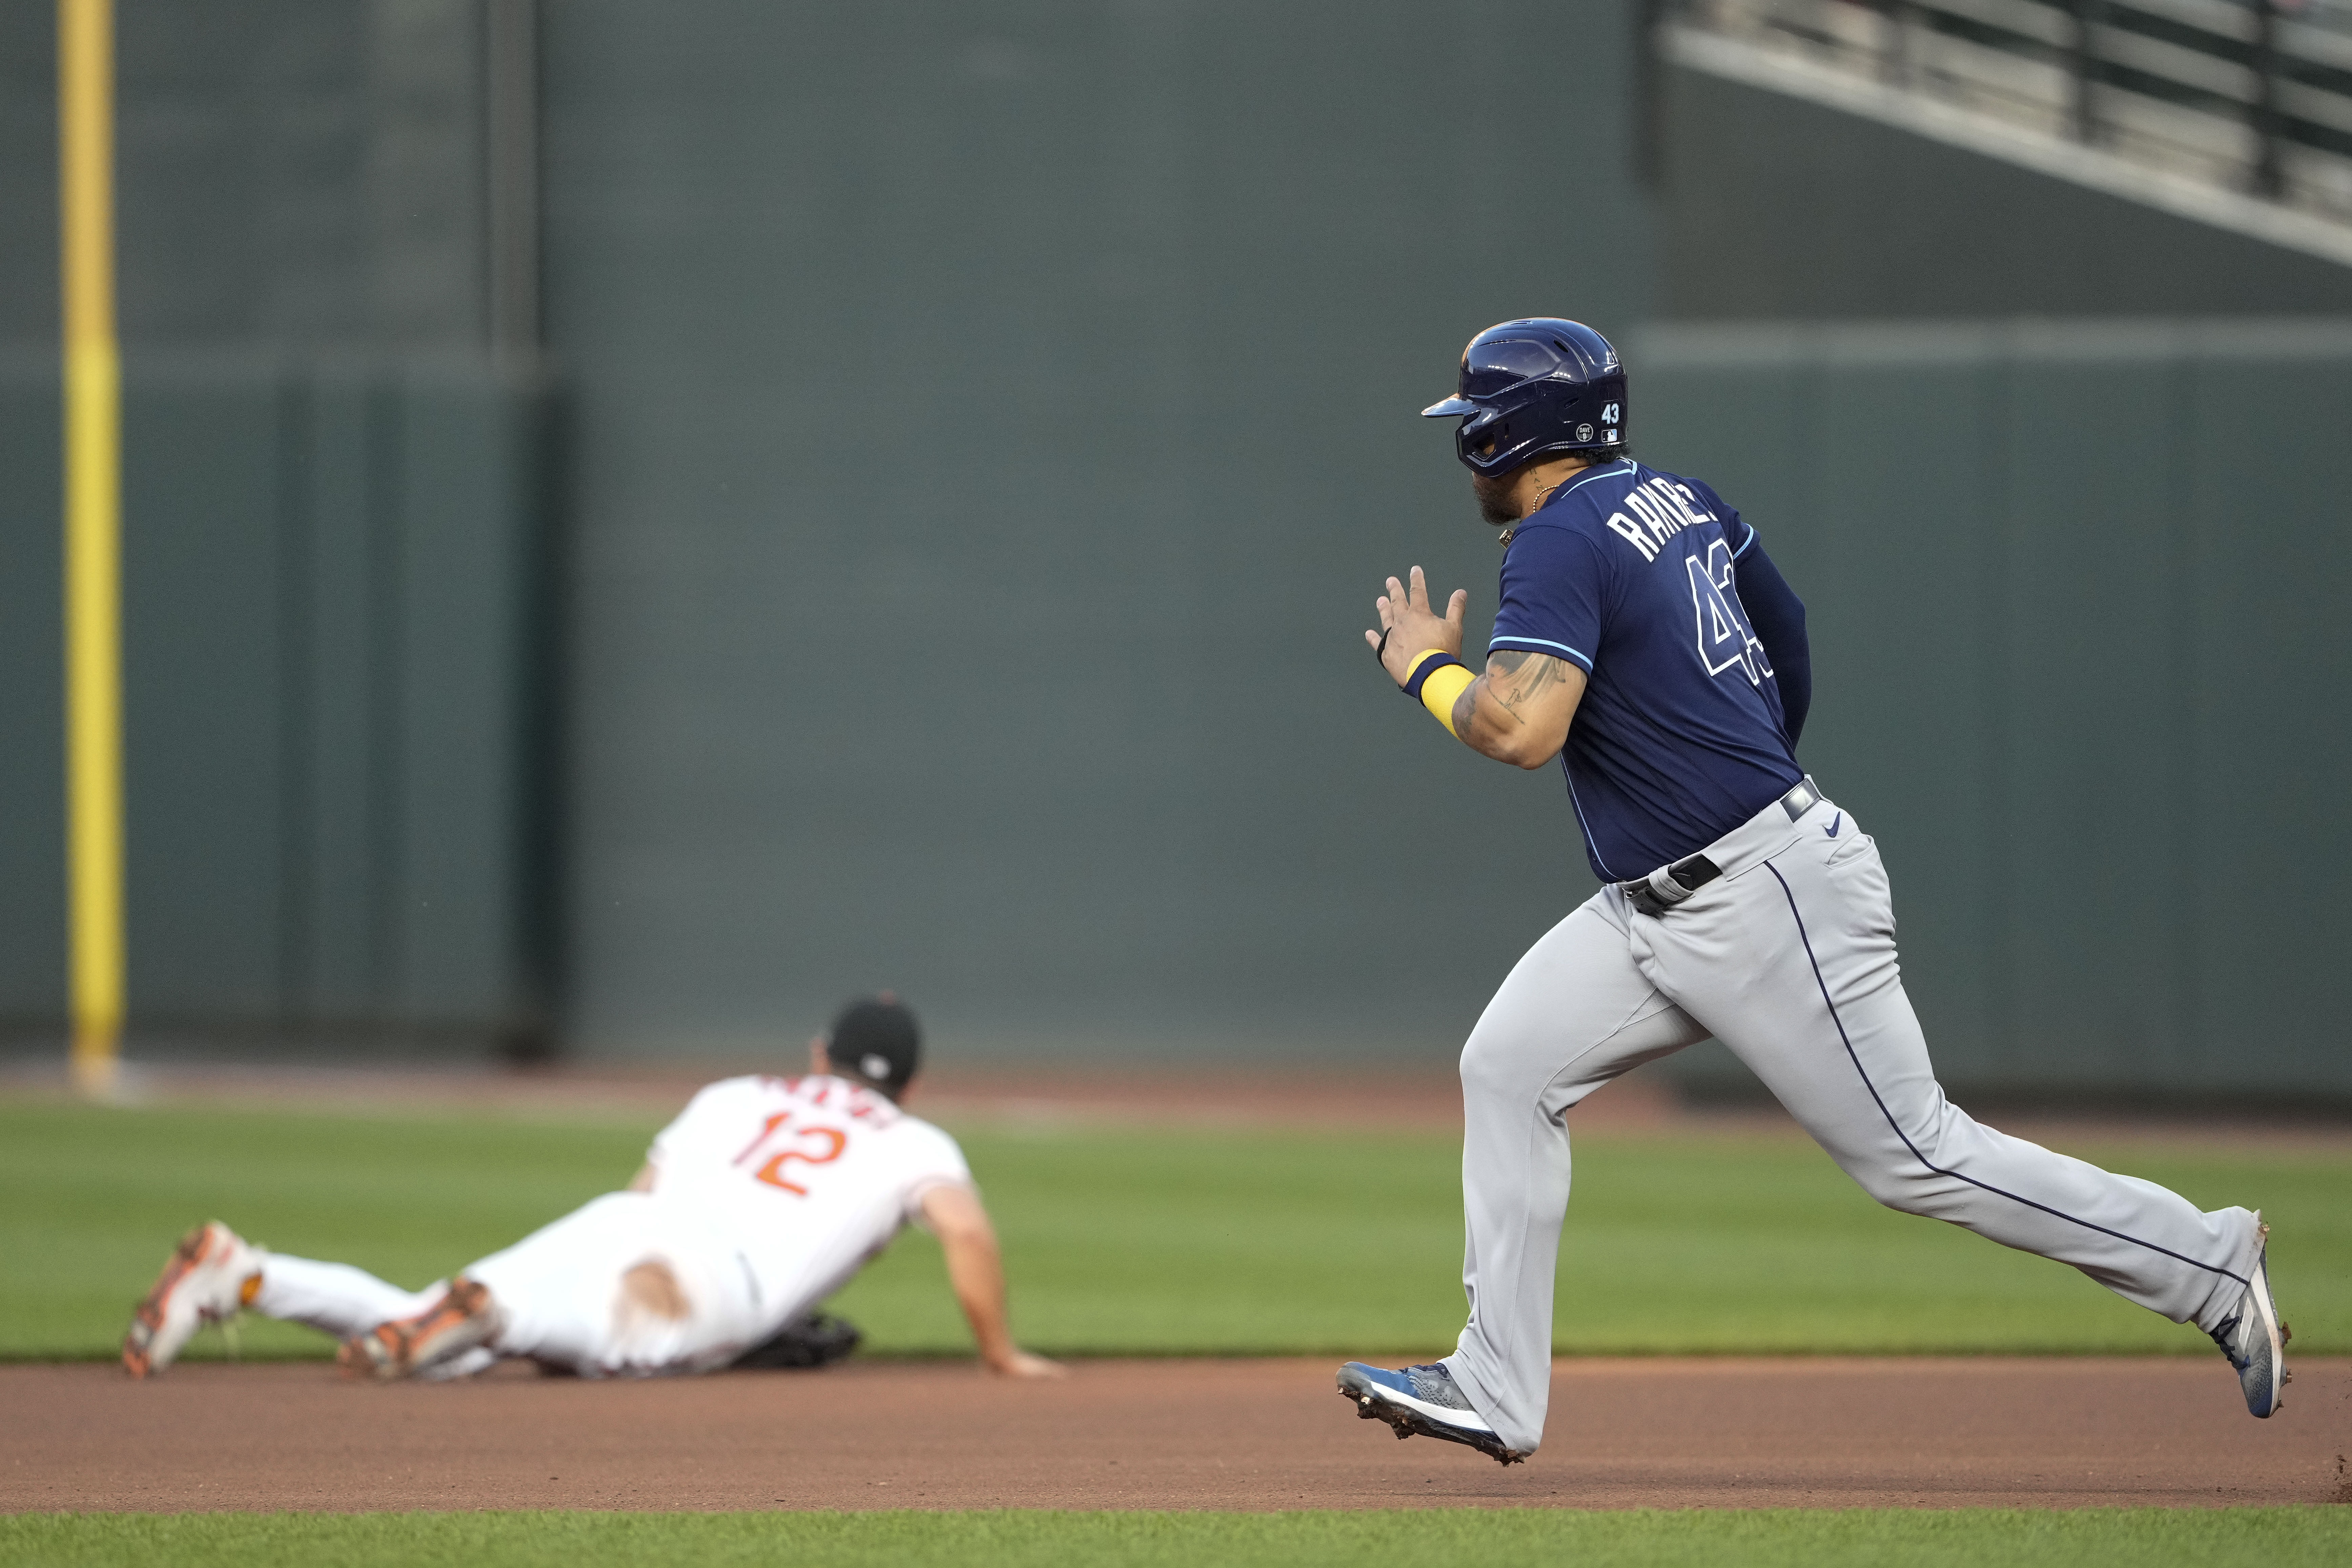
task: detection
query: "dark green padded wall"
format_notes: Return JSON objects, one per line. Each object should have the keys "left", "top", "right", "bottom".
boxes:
{"left": 1636, "top": 321, "right": 2352, "bottom": 1096}
{"left": 0, "top": 359, "right": 548, "bottom": 1047}
{"left": 541, "top": 0, "right": 1653, "bottom": 1057}
{"left": 0, "top": 366, "right": 65, "bottom": 1023}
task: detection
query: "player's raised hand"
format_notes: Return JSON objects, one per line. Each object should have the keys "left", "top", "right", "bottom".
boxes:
{"left": 1366, "top": 565, "right": 1468, "bottom": 685}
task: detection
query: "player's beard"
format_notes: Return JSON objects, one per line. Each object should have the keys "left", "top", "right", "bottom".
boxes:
{"left": 1471, "top": 470, "right": 1519, "bottom": 526}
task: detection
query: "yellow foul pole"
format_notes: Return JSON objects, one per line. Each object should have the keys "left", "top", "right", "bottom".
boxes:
{"left": 61, "top": 0, "right": 123, "bottom": 1098}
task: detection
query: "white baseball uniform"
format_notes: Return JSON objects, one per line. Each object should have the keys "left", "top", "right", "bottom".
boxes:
{"left": 249, "top": 1073, "right": 972, "bottom": 1377}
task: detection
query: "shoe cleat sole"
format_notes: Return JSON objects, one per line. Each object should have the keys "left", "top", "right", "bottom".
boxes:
{"left": 2246, "top": 1218, "right": 2287, "bottom": 1418}
{"left": 336, "top": 1332, "right": 393, "bottom": 1381}
{"left": 122, "top": 1222, "right": 252, "bottom": 1380}
{"left": 338, "top": 1278, "right": 499, "bottom": 1383}
{"left": 1334, "top": 1367, "right": 1525, "bottom": 1467}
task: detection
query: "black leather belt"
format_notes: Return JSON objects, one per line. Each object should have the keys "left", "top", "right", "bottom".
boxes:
{"left": 1618, "top": 776, "right": 1819, "bottom": 918}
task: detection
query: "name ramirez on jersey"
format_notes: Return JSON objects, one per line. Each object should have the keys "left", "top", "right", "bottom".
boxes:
{"left": 1488, "top": 457, "right": 1803, "bottom": 881}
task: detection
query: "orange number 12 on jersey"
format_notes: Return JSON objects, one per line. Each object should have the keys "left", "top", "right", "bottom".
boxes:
{"left": 754, "top": 1126, "right": 847, "bottom": 1195}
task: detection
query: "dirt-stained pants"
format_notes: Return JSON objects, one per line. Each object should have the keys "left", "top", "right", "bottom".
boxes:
{"left": 250, "top": 1193, "right": 766, "bottom": 1378}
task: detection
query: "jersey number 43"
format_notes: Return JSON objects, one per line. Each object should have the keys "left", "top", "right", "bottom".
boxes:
{"left": 1687, "top": 540, "right": 1773, "bottom": 687}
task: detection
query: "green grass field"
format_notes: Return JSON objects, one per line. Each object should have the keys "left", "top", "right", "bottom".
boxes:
{"left": 8, "top": 1098, "right": 2346, "bottom": 1563}
{"left": 4, "top": 1508, "right": 2348, "bottom": 1568}
{"left": 2, "top": 1098, "right": 2345, "bottom": 1361}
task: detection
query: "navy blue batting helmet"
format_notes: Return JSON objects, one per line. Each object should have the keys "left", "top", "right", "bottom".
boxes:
{"left": 1421, "top": 319, "right": 1626, "bottom": 475}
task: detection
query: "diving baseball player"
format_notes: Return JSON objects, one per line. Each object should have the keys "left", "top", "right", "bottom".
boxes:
{"left": 122, "top": 997, "right": 1063, "bottom": 1383}
{"left": 1336, "top": 320, "right": 2290, "bottom": 1465}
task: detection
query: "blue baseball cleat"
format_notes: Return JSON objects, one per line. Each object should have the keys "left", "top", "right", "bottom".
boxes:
{"left": 1336, "top": 1360, "right": 1524, "bottom": 1465}
{"left": 2210, "top": 1217, "right": 2291, "bottom": 1418}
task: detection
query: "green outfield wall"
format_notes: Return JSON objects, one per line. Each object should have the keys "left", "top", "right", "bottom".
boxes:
{"left": 0, "top": 355, "right": 552, "bottom": 1051}
{"left": 3, "top": 4, "right": 2348, "bottom": 1101}
{"left": 9, "top": 325, "right": 2338, "bottom": 1094}
{"left": 1635, "top": 320, "right": 2352, "bottom": 1099}
{"left": 535, "top": 0, "right": 1653, "bottom": 1061}
{"left": 0, "top": 0, "right": 495, "bottom": 353}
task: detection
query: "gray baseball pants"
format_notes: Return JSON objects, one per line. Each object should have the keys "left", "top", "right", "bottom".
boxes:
{"left": 1439, "top": 786, "right": 2263, "bottom": 1457}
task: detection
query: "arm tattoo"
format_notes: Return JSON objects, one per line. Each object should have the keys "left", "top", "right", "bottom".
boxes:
{"left": 1486, "top": 650, "right": 1570, "bottom": 718}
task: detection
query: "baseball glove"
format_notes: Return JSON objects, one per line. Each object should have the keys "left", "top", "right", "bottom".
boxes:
{"left": 729, "top": 1310, "right": 863, "bottom": 1370}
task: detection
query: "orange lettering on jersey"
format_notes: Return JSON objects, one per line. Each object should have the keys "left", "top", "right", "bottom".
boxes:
{"left": 732, "top": 1111, "right": 791, "bottom": 1166}
{"left": 754, "top": 1125, "right": 848, "bottom": 1195}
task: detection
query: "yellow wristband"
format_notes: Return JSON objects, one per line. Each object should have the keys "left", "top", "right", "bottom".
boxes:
{"left": 1401, "top": 647, "right": 1451, "bottom": 684}
{"left": 1406, "top": 652, "right": 1477, "bottom": 737}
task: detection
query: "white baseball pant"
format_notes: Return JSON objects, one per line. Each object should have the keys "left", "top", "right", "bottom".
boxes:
{"left": 249, "top": 1193, "right": 765, "bottom": 1377}
{"left": 1439, "top": 787, "right": 2264, "bottom": 1457}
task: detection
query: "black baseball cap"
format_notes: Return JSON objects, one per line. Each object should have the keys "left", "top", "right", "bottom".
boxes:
{"left": 829, "top": 995, "right": 921, "bottom": 1100}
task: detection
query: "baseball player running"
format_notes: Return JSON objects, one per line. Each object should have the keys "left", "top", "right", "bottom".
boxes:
{"left": 1336, "top": 319, "right": 2290, "bottom": 1465}
{"left": 122, "top": 997, "right": 1063, "bottom": 1383}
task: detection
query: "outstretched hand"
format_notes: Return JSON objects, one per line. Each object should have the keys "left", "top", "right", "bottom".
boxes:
{"left": 1366, "top": 565, "right": 1468, "bottom": 685}
{"left": 993, "top": 1349, "right": 1068, "bottom": 1379}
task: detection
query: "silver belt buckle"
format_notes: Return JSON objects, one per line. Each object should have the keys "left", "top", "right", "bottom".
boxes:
{"left": 1780, "top": 775, "right": 1820, "bottom": 822}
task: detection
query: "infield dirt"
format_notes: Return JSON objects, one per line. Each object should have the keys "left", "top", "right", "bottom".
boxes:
{"left": 7, "top": 1356, "right": 2346, "bottom": 1513}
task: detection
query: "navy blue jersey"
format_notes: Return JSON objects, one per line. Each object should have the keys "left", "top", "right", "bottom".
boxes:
{"left": 1488, "top": 458, "right": 1804, "bottom": 880}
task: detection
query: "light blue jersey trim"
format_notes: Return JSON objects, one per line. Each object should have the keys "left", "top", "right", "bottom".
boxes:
{"left": 1554, "top": 457, "right": 1635, "bottom": 502}
{"left": 1487, "top": 634, "right": 1594, "bottom": 671}
{"left": 1732, "top": 521, "right": 1757, "bottom": 559}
